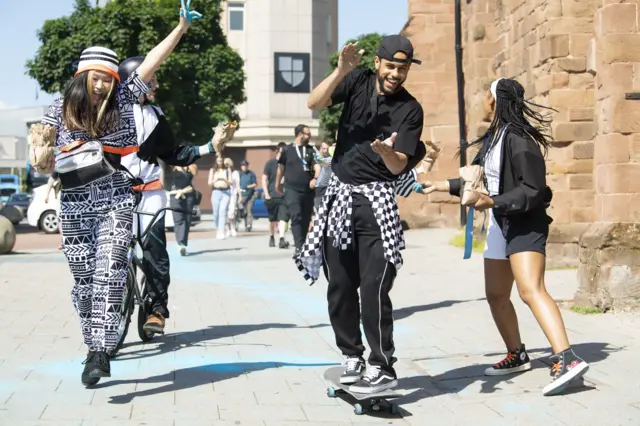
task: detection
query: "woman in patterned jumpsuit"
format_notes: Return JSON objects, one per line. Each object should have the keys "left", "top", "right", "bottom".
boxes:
{"left": 41, "top": 2, "right": 202, "bottom": 386}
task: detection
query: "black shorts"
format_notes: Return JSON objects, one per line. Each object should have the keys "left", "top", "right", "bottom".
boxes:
{"left": 504, "top": 213, "right": 549, "bottom": 257}
{"left": 266, "top": 197, "right": 290, "bottom": 222}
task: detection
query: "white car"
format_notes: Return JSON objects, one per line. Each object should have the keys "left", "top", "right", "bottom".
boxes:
{"left": 27, "top": 184, "right": 60, "bottom": 234}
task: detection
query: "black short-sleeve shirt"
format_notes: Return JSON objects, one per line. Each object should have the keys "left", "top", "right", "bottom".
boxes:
{"left": 277, "top": 143, "right": 315, "bottom": 193}
{"left": 263, "top": 158, "right": 282, "bottom": 199}
{"left": 330, "top": 68, "right": 424, "bottom": 185}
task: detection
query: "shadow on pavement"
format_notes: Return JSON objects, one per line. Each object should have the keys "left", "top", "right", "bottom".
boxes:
{"left": 396, "top": 342, "right": 619, "bottom": 406}
{"left": 186, "top": 247, "right": 243, "bottom": 256}
{"left": 395, "top": 298, "right": 486, "bottom": 321}
{"left": 104, "top": 360, "right": 338, "bottom": 404}
{"left": 118, "top": 322, "right": 330, "bottom": 361}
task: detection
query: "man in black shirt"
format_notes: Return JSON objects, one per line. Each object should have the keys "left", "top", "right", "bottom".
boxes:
{"left": 263, "top": 142, "right": 291, "bottom": 249}
{"left": 275, "top": 124, "right": 316, "bottom": 253}
{"left": 299, "top": 35, "right": 425, "bottom": 394}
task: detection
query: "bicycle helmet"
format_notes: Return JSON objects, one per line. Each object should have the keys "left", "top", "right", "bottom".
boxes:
{"left": 118, "top": 56, "right": 145, "bottom": 83}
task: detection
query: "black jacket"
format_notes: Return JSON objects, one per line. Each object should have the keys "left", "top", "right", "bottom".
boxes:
{"left": 448, "top": 127, "right": 552, "bottom": 231}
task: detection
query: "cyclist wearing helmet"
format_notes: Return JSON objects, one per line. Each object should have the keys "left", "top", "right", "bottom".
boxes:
{"left": 40, "top": 1, "right": 203, "bottom": 387}
{"left": 118, "top": 55, "right": 217, "bottom": 337}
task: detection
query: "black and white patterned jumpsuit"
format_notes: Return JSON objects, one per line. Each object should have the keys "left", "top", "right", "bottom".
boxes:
{"left": 41, "top": 71, "right": 150, "bottom": 352}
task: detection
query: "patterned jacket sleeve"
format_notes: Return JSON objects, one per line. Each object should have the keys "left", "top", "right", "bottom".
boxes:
{"left": 41, "top": 98, "right": 62, "bottom": 128}
{"left": 395, "top": 169, "right": 417, "bottom": 197}
{"left": 119, "top": 70, "right": 151, "bottom": 105}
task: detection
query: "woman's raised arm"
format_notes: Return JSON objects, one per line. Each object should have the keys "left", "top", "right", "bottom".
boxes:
{"left": 136, "top": 0, "right": 202, "bottom": 83}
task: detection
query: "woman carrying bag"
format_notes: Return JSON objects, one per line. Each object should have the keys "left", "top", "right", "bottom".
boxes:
{"left": 37, "top": 1, "right": 203, "bottom": 386}
{"left": 419, "top": 78, "right": 588, "bottom": 396}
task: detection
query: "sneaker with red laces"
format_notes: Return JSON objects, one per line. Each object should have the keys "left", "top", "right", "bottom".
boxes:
{"left": 542, "top": 348, "right": 589, "bottom": 396}
{"left": 484, "top": 344, "right": 532, "bottom": 376}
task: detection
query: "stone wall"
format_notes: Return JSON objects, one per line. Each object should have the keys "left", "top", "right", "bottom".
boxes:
{"left": 399, "top": 0, "right": 461, "bottom": 229}
{"left": 403, "top": 0, "right": 601, "bottom": 267}
{"left": 402, "top": 0, "right": 640, "bottom": 307}
{"left": 575, "top": 2, "right": 640, "bottom": 310}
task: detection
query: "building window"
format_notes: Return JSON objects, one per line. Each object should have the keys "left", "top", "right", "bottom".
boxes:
{"left": 326, "top": 15, "right": 333, "bottom": 45}
{"left": 229, "top": 2, "right": 244, "bottom": 31}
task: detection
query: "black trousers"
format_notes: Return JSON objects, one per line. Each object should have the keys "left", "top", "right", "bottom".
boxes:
{"left": 170, "top": 194, "right": 194, "bottom": 247}
{"left": 322, "top": 194, "right": 397, "bottom": 368}
{"left": 284, "top": 188, "right": 314, "bottom": 250}
{"left": 140, "top": 214, "right": 171, "bottom": 318}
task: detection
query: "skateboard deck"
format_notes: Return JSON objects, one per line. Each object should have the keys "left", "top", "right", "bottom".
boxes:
{"left": 323, "top": 366, "right": 401, "bottom": 415}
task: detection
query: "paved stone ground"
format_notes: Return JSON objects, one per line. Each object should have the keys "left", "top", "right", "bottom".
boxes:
{"left": 1, "top": 218, "right": 639, "bottom": 425}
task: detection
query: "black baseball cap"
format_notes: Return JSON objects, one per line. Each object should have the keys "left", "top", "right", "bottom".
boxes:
{"left": 241, "top": 160, "right": 249, "bottom": 166}
{"left": 377, "top": 35, "right": 422, "bottom": 65}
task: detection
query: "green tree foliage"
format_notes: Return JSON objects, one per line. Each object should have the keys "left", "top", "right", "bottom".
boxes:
{"left": 319, "top": 33, "right": 383, "bottom": 143}
{"left": 26, "top": 0, "right": 246, "bottom": 144}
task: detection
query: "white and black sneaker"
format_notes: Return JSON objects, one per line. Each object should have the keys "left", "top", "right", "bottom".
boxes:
{"left": 543, "top": 348, "right": 589, "bottom": 396}
{"left": 340, "top": 356, "right": 365, "bottom": 384}
{"left": 348, "top": 365, "right": 397, "bottom": 394}
{"left": 484, "top": 344, "right": 532, "bottom": 376}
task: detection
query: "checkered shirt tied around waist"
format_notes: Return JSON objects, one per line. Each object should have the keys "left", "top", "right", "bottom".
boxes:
{"left": 294, "top": 169, "right": 417, "bottom": 285}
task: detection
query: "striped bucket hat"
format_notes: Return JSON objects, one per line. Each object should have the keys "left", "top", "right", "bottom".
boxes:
{"left": 74, "top": 46, "right": 121, "bottom": 83}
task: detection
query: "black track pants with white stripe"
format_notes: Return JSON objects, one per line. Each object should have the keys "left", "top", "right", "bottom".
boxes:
{"left": 60, "top": 173, "right": 135, "bottom": 352}
{"left": 323, "top": 193, "right": 397, "bottom": 368}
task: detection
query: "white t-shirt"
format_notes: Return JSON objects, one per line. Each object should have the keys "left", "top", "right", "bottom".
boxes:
{"left": 484, "top": 127, "right": 508, "bottom": 197}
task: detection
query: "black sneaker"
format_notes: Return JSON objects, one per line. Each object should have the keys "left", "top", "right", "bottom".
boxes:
{"left": 269, "top": 236, "right": 276, "bottom": 247}
{"left": 88, "top": 350, "right": 111, "bottom": 379}
{"left": 340, "top": 356, "right": 365, "bottom": 384}
{"left": 279, "top": 238, "right": 290, "bottom": 249}
{"left": 543, "top": 348, "right": 589, "bottom": 396}
{"left": 349, "top": 365, "right": 397, "bottom": 394}
{"left": 81, "top": 352, "right": 100, "bottom": 387}
{"left": 484, "top": 344, "right": 532, "bottom": 376}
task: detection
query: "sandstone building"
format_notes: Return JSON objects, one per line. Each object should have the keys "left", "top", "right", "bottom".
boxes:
{"left": 401, "top": 0, "right": 640, "bottom": 309}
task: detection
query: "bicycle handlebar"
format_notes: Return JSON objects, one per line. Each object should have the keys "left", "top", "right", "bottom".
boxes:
{"left": 133, "top": 206, "right": 195, "bottom": 246}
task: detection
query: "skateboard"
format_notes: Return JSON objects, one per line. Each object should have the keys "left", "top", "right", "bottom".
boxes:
{"left": 323, "top": 366, "right": 401, "bottom": 415}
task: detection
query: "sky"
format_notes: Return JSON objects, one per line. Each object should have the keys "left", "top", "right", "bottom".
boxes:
{"left": 0, "top": 0, "right": 408, "bottom": 110}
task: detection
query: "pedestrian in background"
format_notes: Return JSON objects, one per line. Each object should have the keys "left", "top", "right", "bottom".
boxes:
{"left": 275, "top": 124, "right": 315, "bottom": 255}
{"left": 225, "top": 157, "right": 240, "bottom": 238}
{"left": 239, "top": 160, "right": 257, "bottom": 231}
{"left": 263, "top": 142, "right": 291, "bottom": 249}
{"left": 208, "top": 156, "right": 232, "bottom": 239}
{"left": 169, "top": 164, "right": 197, "bottom": 256}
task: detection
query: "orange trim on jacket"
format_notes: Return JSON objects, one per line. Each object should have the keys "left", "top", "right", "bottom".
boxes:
{"left": 132, "top": 179, "right": 163, "bottom": 193}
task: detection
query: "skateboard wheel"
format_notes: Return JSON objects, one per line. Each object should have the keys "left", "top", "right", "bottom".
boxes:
{"left": 390, "top": 404, "right": 399, "bottom": 415}
{"left": 327, "top": 387, "right": 336, "bottom": 398}
{"left": 354, "top": 403, "right": 364, "bottom": 415}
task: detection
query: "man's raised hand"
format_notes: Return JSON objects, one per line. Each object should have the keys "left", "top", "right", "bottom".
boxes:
{"left": 337, "top": 42, "right": 364, "bottom": 76}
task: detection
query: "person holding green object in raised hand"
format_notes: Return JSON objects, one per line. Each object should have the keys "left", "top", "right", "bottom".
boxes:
{"left": 39, "top": 0, "right": 203, "bottom": 387}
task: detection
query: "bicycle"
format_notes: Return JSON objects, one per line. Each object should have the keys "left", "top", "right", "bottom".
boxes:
{"left": 109, "top": 205, "right": 193, "bottom": 357}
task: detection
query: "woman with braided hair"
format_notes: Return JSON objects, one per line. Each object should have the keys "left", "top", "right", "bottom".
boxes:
{"left": 421, "top": 78, "right": 589, "bottom": 396}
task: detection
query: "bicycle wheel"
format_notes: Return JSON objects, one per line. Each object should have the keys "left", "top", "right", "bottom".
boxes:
{"left": 137, "top": 276, "right": 155, "bottom": 342}
{"left": 110, "top": 264, "right": 135, "bottom": 357}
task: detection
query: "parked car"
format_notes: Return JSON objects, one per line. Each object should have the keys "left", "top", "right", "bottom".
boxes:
{"left": 0, "top": 174, "right": 20, "bottom": 203}
{"left": 6, "top": 192, "right": 32, "bottom": 216}
{"left": 27, "top": 184, "right": 60, "bottom": 234}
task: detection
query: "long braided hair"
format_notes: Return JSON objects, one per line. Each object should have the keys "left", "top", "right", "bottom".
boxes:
{"left": 461, "top": 78, "right": 557, "bottom": 158}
